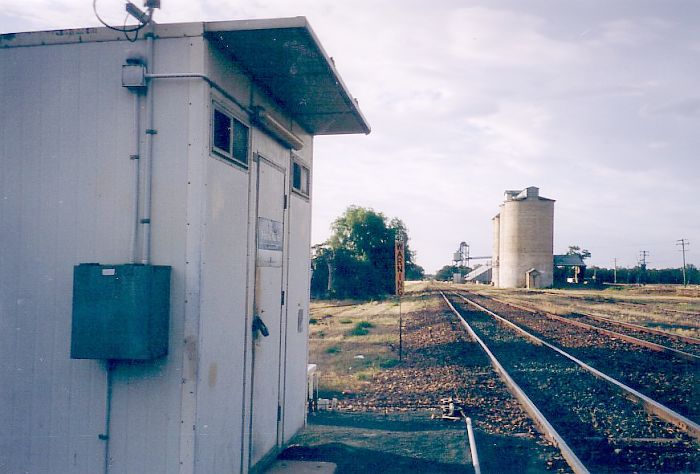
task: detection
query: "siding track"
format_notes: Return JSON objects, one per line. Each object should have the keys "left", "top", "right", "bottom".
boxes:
{"left": 490, "top": 296, "right": 700, "bottom": 356}
{"left": 463, "top": 292, "right": 700, "bottom": 425}
{"left": 441, "top": 291, "right": 699, "bottom": 473}
{"left": 563, "top": 312, "right": 700, "bottom": 355}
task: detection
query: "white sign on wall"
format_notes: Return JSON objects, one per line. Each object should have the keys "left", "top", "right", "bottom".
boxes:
{"left": 257, "top": 217, "right": 283, "bottom": 267}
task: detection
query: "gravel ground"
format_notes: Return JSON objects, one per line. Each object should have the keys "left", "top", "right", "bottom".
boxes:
{"left": 466, "top": 293, "right": 700, "bottom": 423}
{"left": 452, "top": 293, "right": 699, "bottom": 473}
{"left": 570, "top": 313, "right": 700, "bottom": 356}
{"left": 285, "top": 290, "right": 569, "bottom": 473}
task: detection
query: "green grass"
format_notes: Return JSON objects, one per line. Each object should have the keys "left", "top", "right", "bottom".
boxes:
{"left": 347, "top": 321, "right": 374, "bottom": 336}
{"left": 325, "top": 345, "right": 341, "bottom": 354}
{"left": 348, "top": 327, "right": 369, "bottom": 336}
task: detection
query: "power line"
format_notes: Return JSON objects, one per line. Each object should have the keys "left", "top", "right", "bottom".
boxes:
{"left": 637, "top": 250, "right": 649, "bottom": 284}
{"left": 638, "top": 250, "right": 650, "bottom": 267}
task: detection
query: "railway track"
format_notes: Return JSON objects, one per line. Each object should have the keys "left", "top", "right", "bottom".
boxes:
{"left": 441, "top": 291, "right": 699, "bottom": 473}
{"left": 563, "top": 312, "right": 700, "bottom": 356}
{"left": 462, "top": 292, "right": 700, "bottom": 424}
{"left": 489, "top": 295, "right": 700, "bottom": 356}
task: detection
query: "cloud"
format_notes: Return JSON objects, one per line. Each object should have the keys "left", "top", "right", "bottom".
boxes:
{"left": 467, "top": 103, "right": 551, "bottom": 169}
{"left": 2, "top": 0, "right": 699, "bottom": 270}
{"left": 641, "top": 97, "right": 700, "bottom": 118}
{"left": 1, "top": 0, "right": 95, "bottom": 31}
{"left": 446, "top": 7, "right": 583, "bottom": 66}
{"left": 647, "top": 140, "right": 669, "bottom": 149}
{"left": 585, "top": 18, "right": 669, "bottom": 47}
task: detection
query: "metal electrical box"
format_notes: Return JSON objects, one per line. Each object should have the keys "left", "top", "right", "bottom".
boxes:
{"left": 71, "top": 263, "right": 171, "bottom": 360}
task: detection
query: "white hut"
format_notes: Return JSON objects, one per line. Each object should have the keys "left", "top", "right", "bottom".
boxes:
{"left": 0, "top": 18, "right": 369, "bottom": 473}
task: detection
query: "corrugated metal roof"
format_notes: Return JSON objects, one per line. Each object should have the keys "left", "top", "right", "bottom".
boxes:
{"left": 466, "top": 265, "right": 492, "bottom": 281}
{"left": 0, "top": 18, "right": 371, "bottom": 136}
{"left": 554, "top": 254, "right": 586, "bottom": 266}
{"left": 205, "top": 18, "right": 370, "bottom": 136}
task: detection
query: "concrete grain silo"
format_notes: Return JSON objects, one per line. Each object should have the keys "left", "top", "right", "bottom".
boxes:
{"left": 492, "top": 214, "right": 501, "bottom": 286}
{"left": 495, "top": 187, "right": 554, "bottom": 288}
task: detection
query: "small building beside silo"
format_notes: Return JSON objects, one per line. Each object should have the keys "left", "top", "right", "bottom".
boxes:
{"left": 465, "top": 265, "right": 492, "bottom": 284}
{"left": 0, "top": 18, "right": 368, "bottom": 474}
{"left": 493, "top": 187, "right": 554, "bottom": 288}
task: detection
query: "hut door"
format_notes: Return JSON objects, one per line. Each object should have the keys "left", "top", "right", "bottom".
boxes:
{"left": 250, "top": 156, "right": 287, "bottom": 466}
{"left": 526, "top": 271, "right": 539, "bottom": 289}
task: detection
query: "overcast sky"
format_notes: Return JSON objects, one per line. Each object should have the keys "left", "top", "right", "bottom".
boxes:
{"left": 3, "top": 0, "right": 698, "bottom": 273}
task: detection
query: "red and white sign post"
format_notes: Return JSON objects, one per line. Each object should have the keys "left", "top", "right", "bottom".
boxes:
{"left": 395, "top": 236, "right": 405, "bottom": 360}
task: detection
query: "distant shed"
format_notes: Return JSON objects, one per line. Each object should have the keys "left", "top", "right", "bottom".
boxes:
{"left": 554, "top": 254, "right": 586, "bottom": 267}
{"left": 554, "top": 254, "right": 587, "bottom": 284}
{"left": 465, "top": 265, "right": 492, "bottom": 284}
{"left": 0, "top": 18, "right": 368, "bottom": 474}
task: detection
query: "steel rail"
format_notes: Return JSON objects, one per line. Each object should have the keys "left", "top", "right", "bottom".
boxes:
{"left": 577, "top": 312, "right": 700, "bottom": 345}
{"left": 485, "top": 296, "right": 699, "bottom": 362}
{"left": 465, "top": 417, "right": 481, "bottom": 474}
{"left": 489, "top": 295, "right": 700, "bottom": 346}
{"left": 452, "top": 292, "right": 700, "bottom": 440}
{"left": 661, "top": 307, "right": 700, "bottom": 317}
{"left": 439, "top": 292, "right": 590, "bottom": 474}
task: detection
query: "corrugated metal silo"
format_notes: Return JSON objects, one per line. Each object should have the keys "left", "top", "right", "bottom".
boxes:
{"left": 497, "top": 187, "right": 554, "bottom": 288}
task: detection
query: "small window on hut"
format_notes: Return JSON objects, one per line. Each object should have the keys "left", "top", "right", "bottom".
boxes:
{"left": 212, "top": 104, "right": 249, "bottom": 167}
{"left": 291, "top": 159, "right": 310, "bottom": 197}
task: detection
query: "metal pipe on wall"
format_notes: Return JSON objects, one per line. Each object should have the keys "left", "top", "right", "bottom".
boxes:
{"left": 131, "top": 93, "right": 142, "bottom": 263}
{"left": 144, "top": 73, "right": 248, "bottom": 112}
{"left": 101, "top": 360, "right": 115, "bottom": 474}
{"left": 140, "top": 27, "right": 156, "bottom": 264}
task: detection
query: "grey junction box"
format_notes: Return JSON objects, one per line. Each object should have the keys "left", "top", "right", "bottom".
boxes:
{"left": 71, "top": 263, "right": 171, "bottom": 360}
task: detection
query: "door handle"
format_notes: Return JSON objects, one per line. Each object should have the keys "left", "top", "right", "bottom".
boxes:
{"left": 253, "top": 315, "right": 270, "bottom": 337}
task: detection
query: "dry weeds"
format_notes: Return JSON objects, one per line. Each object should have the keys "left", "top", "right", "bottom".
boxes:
{"left": 309, "top": 281, "right": 428, "bottom": 395}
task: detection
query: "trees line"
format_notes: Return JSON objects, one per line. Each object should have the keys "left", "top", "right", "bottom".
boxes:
{"left": 583, "top": 265, "right": 699, "bottom": 286}
{"left": 311, "top": 206, "right": 424, "bottom": 299}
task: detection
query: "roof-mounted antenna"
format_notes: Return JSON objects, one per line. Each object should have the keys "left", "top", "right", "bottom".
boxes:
{"left": 93, "top": 0, "right": 161, "bottom": 42}
{"left": 125, "top": 2, "right": 151, "bottom": 25}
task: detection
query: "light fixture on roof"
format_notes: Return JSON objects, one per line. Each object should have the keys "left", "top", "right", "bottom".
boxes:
{"left": 252, "top": 107, "right": 304, "bottom": 151}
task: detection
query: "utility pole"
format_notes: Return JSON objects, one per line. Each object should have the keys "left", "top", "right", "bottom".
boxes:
{"left": 638, "top": 250, "right": 649, "bottom": 285}
{"left": 613, "top": 258, "right": 618, "bottom": 284}
{"left": 676, "top": 239, "right": 690, "bottom": 286}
